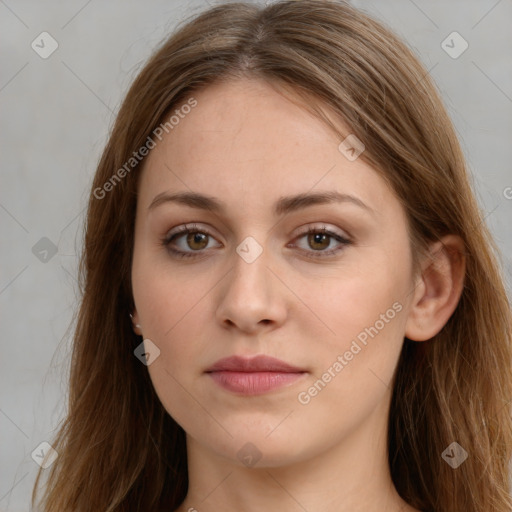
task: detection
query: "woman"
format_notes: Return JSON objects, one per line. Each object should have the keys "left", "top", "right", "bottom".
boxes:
{"left": 32, "top": 1, "right": 512, "bottom": 511}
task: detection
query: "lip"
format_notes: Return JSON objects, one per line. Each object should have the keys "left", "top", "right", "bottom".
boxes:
{"left": 206, "top": 355, "right": 306, "bottom": 373}
{"left": 205, "top": 355, "right": 307, "bottom": 395}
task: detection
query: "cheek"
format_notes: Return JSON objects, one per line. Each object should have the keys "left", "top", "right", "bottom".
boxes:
{"left": 133, "top": 239, "right": 201, "bottom": 329}
{"left": 137, "top": 274, "right": 207, "bottom": 353}
{"left": 310, "top": 258, "right": 407, "bottom": 341}
{"left": 298, "top": 250, "right": 410, "bottom": 389}
{"left": 131, "top": 245, "right": 211, "bottom": 376}
{"left": 291, "top": 280, "right": 407, "bottom": 440}
{"left": 134, "top": 268, "right": 214, "bottom": 425}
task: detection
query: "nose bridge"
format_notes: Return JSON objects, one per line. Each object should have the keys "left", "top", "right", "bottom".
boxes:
{"left": 229, "top": 235, "right": 272, "bottom": 305}
{"left": 216, "top": 233, "right": 286, "bottom": 331}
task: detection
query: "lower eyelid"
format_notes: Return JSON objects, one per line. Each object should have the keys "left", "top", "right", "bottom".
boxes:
{"left": 163, "top": 224, "right": 352, "bottom": 257}
{"left": 291, "top": 233, "right": 350, "bottom": 254}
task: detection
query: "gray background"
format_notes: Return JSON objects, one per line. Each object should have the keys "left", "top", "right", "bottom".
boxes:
{"left": 1, "top": 0, "right": 511, "bottom": 510}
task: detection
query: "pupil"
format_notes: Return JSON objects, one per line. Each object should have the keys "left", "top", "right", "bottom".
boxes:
{"left": 310, "top": 233, "right": 328, "bottom": 250}
{"left": 188, "top": 232, "right": 207, "bottom": 249}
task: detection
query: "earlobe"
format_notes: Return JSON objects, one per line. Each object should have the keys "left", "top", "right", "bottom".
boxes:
{"left": 405, "top": 235, "right": 466, "bottom": 342}
{"left": 129, "top": 311, "right": 143, "bottom": 336}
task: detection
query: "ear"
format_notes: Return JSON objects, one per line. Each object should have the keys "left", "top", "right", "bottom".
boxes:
{"left": 405, "top": 234, "right": 466, "bottom": 341}
{"left": 130, "top": 310, "right": 143, "bottom": 336}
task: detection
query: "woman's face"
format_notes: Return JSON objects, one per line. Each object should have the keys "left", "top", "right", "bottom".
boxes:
{"left": 131, "top": 78, "right": 419, "bottom": 467}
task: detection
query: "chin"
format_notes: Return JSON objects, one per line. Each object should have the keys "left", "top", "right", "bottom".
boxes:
{"left": 207, "top": 428, "right": 314, "bottom": 469}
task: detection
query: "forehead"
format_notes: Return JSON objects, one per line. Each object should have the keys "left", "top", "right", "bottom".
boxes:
{"left": 162, "top": 78, "right": 342, "bottom": 162}
{"left": 137, "top": 78, "right": 398, "bottom": 220}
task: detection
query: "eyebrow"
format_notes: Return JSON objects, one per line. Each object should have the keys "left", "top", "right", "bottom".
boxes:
{"left": 148, "top": 190, "right": 375, "bottom": 217}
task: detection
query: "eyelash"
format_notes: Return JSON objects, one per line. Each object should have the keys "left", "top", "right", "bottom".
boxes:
{"left": 160, "top": 223, "right": 352, "bottom": 260}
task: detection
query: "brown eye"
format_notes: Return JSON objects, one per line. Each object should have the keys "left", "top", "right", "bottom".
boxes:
{"left": 307, "top": 232, "right": 331, "bottom": 251}
{"left": 162, "top": 223, "right": 351, "bottom": 261}
{"left": 185, "top": 231, "right": 209, "bottom": 250}
{"left": 161, "top": 223, "right": 221, "bottom": 259}
{"left": 292, "top": 225, "right": 352, "bottom": 259}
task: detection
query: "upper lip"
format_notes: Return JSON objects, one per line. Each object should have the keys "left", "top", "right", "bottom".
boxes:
{"left": 205, "top": 355, "right": 306, "bottom": 373}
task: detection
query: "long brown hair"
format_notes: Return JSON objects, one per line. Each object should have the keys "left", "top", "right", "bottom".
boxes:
{"left": 32, "top": 1, "right": 512, "bottom": 510}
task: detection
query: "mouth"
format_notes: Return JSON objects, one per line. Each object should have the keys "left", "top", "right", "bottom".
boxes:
{"left": 205, "top": 355, "right": 308, "bottom": 395}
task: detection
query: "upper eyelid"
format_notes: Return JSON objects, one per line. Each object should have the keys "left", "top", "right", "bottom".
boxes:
{"left": 165, "top": 223, "right": 351, "bottom": 246}
{"left": 166, "top": 224, "right": 349, "bottom": 241}
{"left": 163, "top": 224, "right": 352, "bottom": 262}
{"left": 166, "top": 223, "right": 218, "bottom": 241}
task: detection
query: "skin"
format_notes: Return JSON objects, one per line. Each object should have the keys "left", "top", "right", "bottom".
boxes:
{"left": 130, "top": 77, "right": 465, "bottom": 512}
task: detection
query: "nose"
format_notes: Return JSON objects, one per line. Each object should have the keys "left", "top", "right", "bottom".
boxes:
{"left": 215, "top": 243, "right": 288, "bottom": 334}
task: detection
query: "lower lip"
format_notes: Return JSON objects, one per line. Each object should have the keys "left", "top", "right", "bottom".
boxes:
{"left": 207, "top": 371, "right": 306, "bottom": 395}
